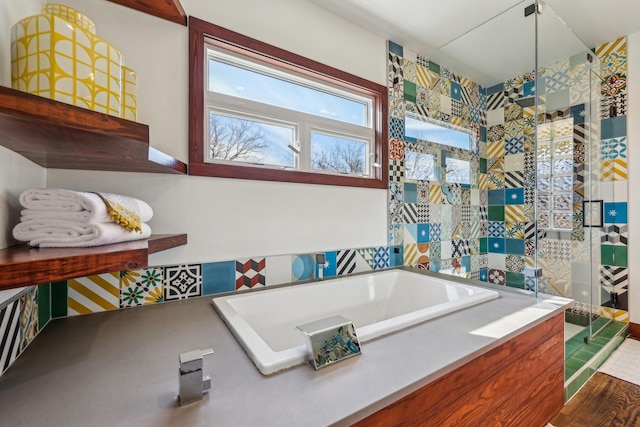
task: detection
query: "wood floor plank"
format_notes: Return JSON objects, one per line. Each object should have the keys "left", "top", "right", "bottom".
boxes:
{"left": 551, "top": 373, "right": 640, "bottom": 427}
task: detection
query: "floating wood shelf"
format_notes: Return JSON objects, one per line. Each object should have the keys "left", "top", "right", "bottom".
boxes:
{"left": 0, "top": 86, "right": 187, "bottom": 174}
{"left": 0, "top": 234, "right": 187, "bottom": 291}
{"left": 106, "top": 0, "right": 187, "bottom": 26}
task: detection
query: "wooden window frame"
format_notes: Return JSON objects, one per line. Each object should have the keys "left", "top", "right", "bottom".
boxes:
{"left": 188, "top": 17, "right": 388, "bottom": 188}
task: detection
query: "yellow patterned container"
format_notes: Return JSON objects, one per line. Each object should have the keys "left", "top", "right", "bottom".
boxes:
{"left": 121, "top": 66, "right": 138, "bottom": 121}
{"left": 11, "top": 4, "right": 137, "bottom": 119}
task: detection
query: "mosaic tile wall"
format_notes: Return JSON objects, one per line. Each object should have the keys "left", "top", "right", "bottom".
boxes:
{"left": 386, "top": 37, "right": 630, "bottom": 322}
{"left": 387, "top": 41, "right": 489, "bottom": 282}
{"left": 0, "top": 286, "right": 49, "bottom": 377}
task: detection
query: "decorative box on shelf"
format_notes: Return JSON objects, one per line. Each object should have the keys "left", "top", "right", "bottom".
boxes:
{"left": 11, "top": 3, "right": 137, "bottom": 120}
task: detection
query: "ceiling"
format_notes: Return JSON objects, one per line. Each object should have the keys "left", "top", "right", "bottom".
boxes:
{"left": 308, "top": 0, "right": 640, "bottom": 87}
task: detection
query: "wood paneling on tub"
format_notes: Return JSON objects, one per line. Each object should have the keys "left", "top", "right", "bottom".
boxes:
{"left": 352, "top": 313, "right": 564, "bottom": 427}
{"left": 629, "top": 322, "right": 640, "bottom": 339}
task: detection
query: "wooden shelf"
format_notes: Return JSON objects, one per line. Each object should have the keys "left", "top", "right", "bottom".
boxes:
{"left": 0, "top": 86, "right": 187, "bottom": 174}
{"left": 106, "top": 0, "right": 187, "bottom": 26}
{"left": 0, "top": 234, "right": 187, "bottom": 291}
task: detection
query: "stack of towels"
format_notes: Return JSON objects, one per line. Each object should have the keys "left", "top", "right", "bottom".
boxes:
{"left": 13, "top": 188, "right": 153, "bottom": 248}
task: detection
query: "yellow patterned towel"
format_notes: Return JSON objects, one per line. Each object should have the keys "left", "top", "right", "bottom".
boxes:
{"left": 95, "top": 192, "right": 144, "bottom": 233}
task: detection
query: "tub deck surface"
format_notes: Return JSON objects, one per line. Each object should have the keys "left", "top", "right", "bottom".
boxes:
{"left": 0, "top": 268, "right": 572, "bottom": 426}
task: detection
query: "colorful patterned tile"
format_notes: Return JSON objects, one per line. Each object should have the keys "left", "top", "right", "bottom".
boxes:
{"left": 603, "top": 202, "right": 627, "bottom": 223}
{"left": 19, "top": 288, "right": 38, "bottom": 350}
{"left": 0, "top": 300, "right": 21, "bottom": 374}
{"left": 68, "top": 273, "right": 120, "bottom": 316}
{"left": 37, "top": 283, "right": 51, "bottom": 330}
{"left": 235, "top": 259, "right": 266, "bottom": 290}
{"left": 164, "top": 264, "right": 202, "bottom": 300}
{"left": 488, "top": 269, "right": 506, "bottom": 285}
{"left": 336, "top": 249, "right": 370, "bottom": 275}
{"left": 372, "top": 247, "right": 390, "bottom": 270}
{"left": 119, "top": 268, "right": 164, "bottom": 307}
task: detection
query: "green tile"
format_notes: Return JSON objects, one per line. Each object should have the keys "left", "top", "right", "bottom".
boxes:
{"left": 613, "top": 246, "right": 628, "bottom": 267}
{"left": 51, "top": 281, "right": 68, "bottom": 318}
{"left": 480, "top": 158, "right": 487, "bottom": 174}
{"left": 572, "top": 349, "right": 594, "bottom": 363}
{"left": 37, "top": 283, "right": 51, "bottom": 329}
{"left": 479, "top": 238, "right": 487, "bottom": 253}
{"left": 428, "top": 61, "right": 440, "bottom": 74}
{"left": 601, "top": 245, "right": 614, "bottom": 265}
{"left": 565, "top": 357, "right": 586, "bottom": 373}
{"left": 488, "top": 206, "right": 505, "bottom": 221}
{"left": 404, "top": 80, "right": 416, "bottom": 103}
{"left": 566, "top": 367, "right": 595, "bottom": 401}
{"left": 506, "top": 272, "right": 524, "bottom": 288}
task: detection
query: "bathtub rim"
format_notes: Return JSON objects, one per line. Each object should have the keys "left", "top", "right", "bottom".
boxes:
{"left": 211, "top": 267, "right": 506, "bottom": 375}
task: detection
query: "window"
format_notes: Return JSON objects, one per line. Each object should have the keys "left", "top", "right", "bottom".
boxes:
{"left": 189, "top": 18, "right": 387, "bottom": 188}
{"left": 403, "top": 113, "right": 474, "bottom": 185}
{"left": 536, "top": 118, "right": 573, "bottom": 230}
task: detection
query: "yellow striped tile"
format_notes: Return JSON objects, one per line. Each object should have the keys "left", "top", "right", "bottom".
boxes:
{"left": 429, "top": 185, "right": 442, "bottom": 204}
{"left": 505, "top": 205, "right": 525, "bottom": 222}
{"left": 415, "top": 64, "right": 440, "bottom": 90}
{"left": 478, "top": 174, "right": 488, "bottom": 190}
{"left": 601, "top": 159, "right": 628, "bottom": 181}
{"left": 403, "top": 243, "right": 418, "bottom": 265}
{"left": 600, "top": 307, "right": 629, "bottom": 323}
{"left": 487, "top": 140, "right": 505, "bottom": 158}
{"left": 596, "top": 37, "right": 626, "bottom": 61}
{"left": 68, "top": 273, "right": 120, "bottom": 316}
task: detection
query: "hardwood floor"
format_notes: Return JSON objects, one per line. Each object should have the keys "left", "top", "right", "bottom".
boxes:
{"left": 550, "top": 372, "right": 640, "bottom": 426}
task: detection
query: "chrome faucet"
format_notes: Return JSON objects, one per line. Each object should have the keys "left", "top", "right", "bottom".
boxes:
{"left": 178, "top": 348, "right": 213, "bottom": 405}
{"left": 316, "top": 253, "right": 328, "bottom": 280}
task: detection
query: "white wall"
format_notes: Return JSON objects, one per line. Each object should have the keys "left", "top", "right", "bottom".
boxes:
{"left": 0, "top": 0, "right": 46, "bottom": 250}
{"left": 42, "top": 0, "right": 388, "bottom": 265}
{"left": 627, "top": 31, "right": 640, "bottom": 324}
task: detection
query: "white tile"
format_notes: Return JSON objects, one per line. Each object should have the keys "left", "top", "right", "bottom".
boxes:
{"left": 504, "top": 153, "right": 524, "bottom": 172}
{"left": 266, "top": 255, "right": 292, "bottom": 286}
{"left": 487, "top": 108, "right": 504, "bottom": 126}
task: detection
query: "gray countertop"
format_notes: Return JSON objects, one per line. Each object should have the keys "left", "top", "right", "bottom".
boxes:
{"left": 0, "top": 271, "right": 572, "bottom": 426}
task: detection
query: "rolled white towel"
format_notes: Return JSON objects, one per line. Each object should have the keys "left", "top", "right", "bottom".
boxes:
{"left": 18, "top": 188, "right": 153, "bottom": 223}
{"left": 13, "top": 220, "right": 151, "bottom": 248}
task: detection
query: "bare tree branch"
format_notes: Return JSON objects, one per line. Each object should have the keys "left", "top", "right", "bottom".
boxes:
{"left": 311, "top": 138, "right": 364, "bottom": 174}
{"left": 209, "top": 115, "right": 269, "bottom": 162}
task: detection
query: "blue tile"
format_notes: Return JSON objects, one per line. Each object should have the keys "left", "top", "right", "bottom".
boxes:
{"left": 604, "top": 202, "right": 628, "bottom": 224}
{"left": 479, "top": 268, "right": 488, "bottom": 282}
{"left": 461, "top": 256, "right": 471, "bottom": 273}
{"left": 417, "top": 224, "right": 430, "bottom": 243}
{"left": 505, "top": 188, "right": 524, "bottom": 205}
{"left": 405, "top": 224, "right": 418, "bottom": 242}
{"left": 488, "top": 238, "right": 505, "bottom": 254}
{"left": 505, "top": 239, "right": 525, "bottom": 255}
{"left": 202, "top": 261, "right": 235, "bottom": 295}
{"left": 487, "top": 83, "right": 504, "bottom": 95}
{"left": 430, "top": 261, "right": 441, "bottom": 273}
{"left": 523, "top": 81, "right": 535, "bottom": 97}
{"left": 388, "top": 40, "right": 403, "bottom": 56}
{"left": 488, "top": 221, "right": 505, "bottom": 238}
{"left": 292, "top": 254, "right": 315, "bottom": 281}
{"left": 451, "top": 81, "right": 462, "bottom": 101}
{"left": 318, "top": 251, "right": 337, "bottom": 278}
{"left": 404, "top": 182, "right": 417, "bottom": 203}
{"left": 601, "top": 116, "right": 627, "bottom": 139}
{"left": 391, "top": 246, "right": 404, "bottom": 266}
{"left": 373, "top": 247, "right": 390, "bottom": 269}
{"left": 571, "top": 104, "right": 586, "bottom": 124}
{"left": 488, "top": 189, "right": 505, "bottom": 205}
{"left": 613, "top": 115, "right": 627, "bottom": 138}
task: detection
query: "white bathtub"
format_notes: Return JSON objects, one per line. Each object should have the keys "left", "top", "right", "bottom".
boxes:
{"left": 212, "top": 269, "right": 500, "bottom": 375}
